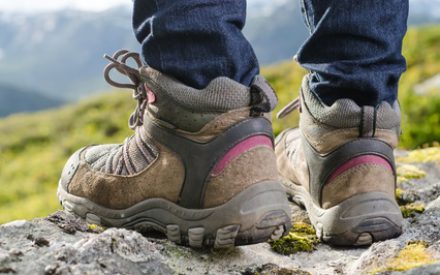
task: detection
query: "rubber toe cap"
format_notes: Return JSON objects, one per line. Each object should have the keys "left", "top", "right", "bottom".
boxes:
{"left": 59, "top": 148, "right": 84, "bottom": 191}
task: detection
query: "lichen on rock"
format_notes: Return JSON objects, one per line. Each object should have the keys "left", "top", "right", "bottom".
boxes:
{"left": 372, "top": 241, "right": 437, "bottom": 273}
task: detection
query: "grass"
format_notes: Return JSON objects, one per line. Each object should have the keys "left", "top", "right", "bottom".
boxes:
{"left": 0, "top": 93, "right": 135, "bottom": 223}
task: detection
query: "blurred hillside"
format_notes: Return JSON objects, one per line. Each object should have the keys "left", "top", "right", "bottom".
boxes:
{"left": 0, "top": 25, "right": 439, "bottom": 224}
{"left": 0, "top": 0, "right": 439, "bottom": 118}
{"left": 0, "top": 92, "right": 135, "bottom": 223}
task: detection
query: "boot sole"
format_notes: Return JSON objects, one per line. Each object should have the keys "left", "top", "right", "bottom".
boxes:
{"left": 57, "top": 180, "right": 292, "bottom": 249}
{"left": 284, "top": 179, "right": 403, "bottom": 246}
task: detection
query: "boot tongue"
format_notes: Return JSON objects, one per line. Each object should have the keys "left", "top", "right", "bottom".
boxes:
{"left": 250, "top": 75, "right": 278, "bottom": 116}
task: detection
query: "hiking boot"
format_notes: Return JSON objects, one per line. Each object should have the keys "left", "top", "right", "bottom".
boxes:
{"left": 57, "top": 50, "right": 291, "bottom": 248}
{"left": 275, "top": 75, "right": 403, "bottom": 246}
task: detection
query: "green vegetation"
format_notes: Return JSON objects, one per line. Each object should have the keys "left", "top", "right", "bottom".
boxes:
{"left": 0, "top": 26, "right": 440, "bottom": 223}
{"left": 398, "top": 26, "right": 440, "bottom": 148}
{"left": 270, "top": 222, "right": 319, "bottom": 255}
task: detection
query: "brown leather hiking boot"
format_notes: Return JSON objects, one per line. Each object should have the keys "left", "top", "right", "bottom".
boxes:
{"left": 275, "top": 75, "right": 403, "bottom": 246}
{"left": 57, "top": 50, "right": 291, "bottom": 248}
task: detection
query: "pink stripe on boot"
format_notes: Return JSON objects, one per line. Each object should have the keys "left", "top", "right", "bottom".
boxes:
{"left": 211, "top": 135, "right": 273, "bottom": 177}
{"left": 326, "top": 155, "right": 393, "bottom": 184}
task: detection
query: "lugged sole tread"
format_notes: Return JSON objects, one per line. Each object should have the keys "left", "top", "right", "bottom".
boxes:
{"left": 57, "top": 180, "right": 292, "bottom": 249}
{"left": 286, "top": 182, "right": 403, "bottom": 247}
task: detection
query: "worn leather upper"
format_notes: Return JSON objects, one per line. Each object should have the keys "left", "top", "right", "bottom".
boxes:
{"left": 59, "top": 63, "right": 280, "bottom": 210}
{"left": 276, "top": 75, "right": 401, "bottom": 209}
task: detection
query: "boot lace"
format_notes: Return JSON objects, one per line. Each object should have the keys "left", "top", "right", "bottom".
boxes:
{"left": 276, "top": 97, "right": 300, "bottom": 119}
{"left": 103, "top": 49, "right": 147, "bottom": 130}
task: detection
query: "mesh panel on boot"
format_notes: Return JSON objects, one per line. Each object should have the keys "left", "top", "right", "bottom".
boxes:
{"left": 142, "top": 67, "right": 251, "bottom": 113}
{"left": 84, "top": 127, "right": 158, "bottom": 176}
{"left": 301, "top": 76, "right": 401, "bottom": 130}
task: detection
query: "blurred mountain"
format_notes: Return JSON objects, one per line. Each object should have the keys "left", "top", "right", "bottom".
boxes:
{"left": 245, "top": 0, "right": 307, "bottom": 65}
{"left": 0, "top": 1, "right": 305, "bottom": 103}
{"left": 0, "top": 84, "right": 63, "bottom": 117}
{"left": 0, "top": 0, "right": 439, "bottom": 108}
{"left": 409, "top": 0, "right": 440, "bottom": 25}
{"left": 0, "top": 7, "right": 138, "bottom": 102}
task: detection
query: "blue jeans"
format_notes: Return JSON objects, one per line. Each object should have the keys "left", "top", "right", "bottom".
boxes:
{"left": 132, "top": 0, "right": 409, "bottom": 106}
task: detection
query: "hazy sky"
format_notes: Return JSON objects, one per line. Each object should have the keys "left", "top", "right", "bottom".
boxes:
{"left": 0, "top": 0, "right": 268, "bottom": 13}
{"left": 0, "top": 0, "right": 131, "bottom": 13}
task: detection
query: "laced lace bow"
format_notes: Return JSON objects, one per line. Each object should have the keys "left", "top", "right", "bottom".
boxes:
{"left": 103, "top": 49, "right": 148, "bottom": 130}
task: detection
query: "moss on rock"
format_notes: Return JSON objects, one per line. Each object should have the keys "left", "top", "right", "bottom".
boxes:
{"left": 395, "top": 188, "right": 420, "bottom": 205}
{"left": 372, "top": 242, "right": 437, "bottom": 273}
{"left": 243, "top": 263, "right": 311, "bottom": 275}
{"left": 396, "top": 188, "right": 406, "bottom": 205}
{"left": 397, "top": 164, "right": 427, "bottom": 184}
{"left": 87, "top": 223, "right": 105, "bottom": 233}
{"left": 397, "top": 147, "right": 440, "bottom": 165}
{"left": 270, "top": 222, "right": 319, "bottom": 255}
{"left": 400, "top": 203, "right": 425, "bottom": 218}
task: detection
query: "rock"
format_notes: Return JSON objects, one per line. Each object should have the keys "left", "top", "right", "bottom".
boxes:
{"left": 348, "top": 240, "right": 403, "bottom": 273}
{"left": 0, "top": 212, "right": 172, "bottom": 275}
{"left": 0, "top": 211, "right": 307, "bottom": 275}
{"left": 393, "top": 263, "right": 440, "bottom": 275}
{"left": 0, "top": 148, "right": 439, "bottom": 274}
{"left": 243, "top": 263, "right": 311, "bottom": 275}
{"left": 427, "top": 196, "right": 440, "bottom": 211}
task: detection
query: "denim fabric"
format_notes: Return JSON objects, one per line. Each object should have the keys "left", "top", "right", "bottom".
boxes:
{"left": 132, "top": 0, "right": 408, "bottom": 106}
{"left": 297, "top": 0, "right": 409, "bottom": 106}
{"left": 132, "top": 0, "right": 259, "bottom": 89}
